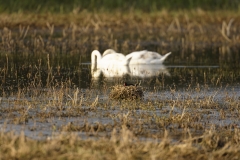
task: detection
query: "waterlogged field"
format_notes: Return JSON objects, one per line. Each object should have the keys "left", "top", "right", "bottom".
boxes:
{"left": 0, "top": 11, "right": 240, "bottom": 159}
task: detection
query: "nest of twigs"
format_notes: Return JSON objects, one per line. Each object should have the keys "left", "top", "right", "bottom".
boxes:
{"left": 109, "top": 85, "right": 144, "bottom": 100}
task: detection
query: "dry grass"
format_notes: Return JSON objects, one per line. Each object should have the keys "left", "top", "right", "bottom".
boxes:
{"left": 0, "top": 73, "right": 240, "bottom": 159}
{"left": 0, "top": 126, "right": 240, "bottom": 160}
{"left": 0, "top": 82, "right": 239, "bottom": 159}
{"left": 0, "top": 10, "right": 239, "bottom": 61}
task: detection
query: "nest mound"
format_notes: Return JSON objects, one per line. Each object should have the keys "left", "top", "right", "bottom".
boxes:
{"left": 109, "top": 85, "right": 144, "bottom": 100}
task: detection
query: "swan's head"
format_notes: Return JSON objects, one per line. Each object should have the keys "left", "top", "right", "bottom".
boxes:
{"left": 91, "top": 50, "right": 101, "bottom": 56}
{"left": 103, "top": 49, "right": 117, "bottom": 56}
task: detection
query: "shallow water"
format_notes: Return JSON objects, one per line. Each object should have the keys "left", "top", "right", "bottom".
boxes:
{"left": 0, "top": 48, "right": 240, "bottom": 141}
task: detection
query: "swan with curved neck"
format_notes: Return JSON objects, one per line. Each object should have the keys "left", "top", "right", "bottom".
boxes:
{"left": 91, "top": 49, "right": 130, "bottom": 80}
{"left": 125, "top": 50, "right": 171, "bottom": 65}
{"left": 91, "top": 49, "right": 131, "bottom": 66}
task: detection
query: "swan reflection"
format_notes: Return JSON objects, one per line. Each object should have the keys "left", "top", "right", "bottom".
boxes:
{"left": 91, "top": 63, "right": 170, "bottom": 80}
{"left": 91, "top": 63, "right": 129, "bottom": 79}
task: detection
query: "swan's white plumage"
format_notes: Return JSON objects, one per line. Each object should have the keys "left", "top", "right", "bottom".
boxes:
{"left": 128, "top": 64, "right": 170, "bottom": 78}
{"left": 91, "top": 50, "right": 131, "bottom": 66}
{"left": 91, "top": 49, "right": 131, "bottom": 80}
{"left": 126, "top": 50, "right": 171, "bottom": 65}
{"left": 102, "top": 49, "right": 117, "bottom": 56}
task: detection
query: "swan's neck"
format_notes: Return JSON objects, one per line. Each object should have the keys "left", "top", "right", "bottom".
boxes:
{"left": 91, "top": 61, "right": 101, "bottom": 78}
{"left": 91, "top": 50, "right": 102, "bottom": 65}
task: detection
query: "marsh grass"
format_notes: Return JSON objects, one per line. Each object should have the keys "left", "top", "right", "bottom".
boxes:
{"left": 0, "top": 125, "right": 240, "bottom": 159}
{"left": 0, "top": 11, "right": 240, "bottom": 66}
{"left": 0, "top": 0, "right": 239, "bottom": 13}
{"left": 1, "top": 68, "right": 240, "bottom": 159}
{"left": 0, "top": 54, "right": 239, "bottom": 159}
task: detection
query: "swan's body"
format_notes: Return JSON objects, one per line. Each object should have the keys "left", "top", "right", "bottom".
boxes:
{"left": 126, "top": 50, "right": 171, "bottom": 65}
{"left": 102, "top": 49, "right": 117, "bottom": 56}
{"left": 91, "top": 50, "right": 131, "bottom": 66}
{"left": 128, "top": 64, "right": 170, "bottom": 78}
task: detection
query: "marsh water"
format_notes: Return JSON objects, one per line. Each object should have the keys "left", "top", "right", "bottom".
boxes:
{"left": 0, "top": 46, "right": 240, "bottom": 140}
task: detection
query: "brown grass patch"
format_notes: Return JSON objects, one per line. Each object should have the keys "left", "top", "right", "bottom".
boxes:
{"left": 109, "top": 85, "right": 144, "bottom": 100}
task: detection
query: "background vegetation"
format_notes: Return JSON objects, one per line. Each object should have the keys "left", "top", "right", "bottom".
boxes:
{"left": 0, "top": 0, "right": 239, "bottom": 13}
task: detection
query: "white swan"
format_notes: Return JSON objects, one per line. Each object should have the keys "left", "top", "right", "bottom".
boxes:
{"left": 126, "top": 50, "right": 171, "bottom": 65}
{"left": 91, "top": 49, "right": 131, "bottom": 66}
{"left": 91, "top": 49, "right": 131, "bottom": 80}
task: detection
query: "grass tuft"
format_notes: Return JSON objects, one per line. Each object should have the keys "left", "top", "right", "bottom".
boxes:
{"left": 109, "top": 85, "right": 144, "bottom": 100}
